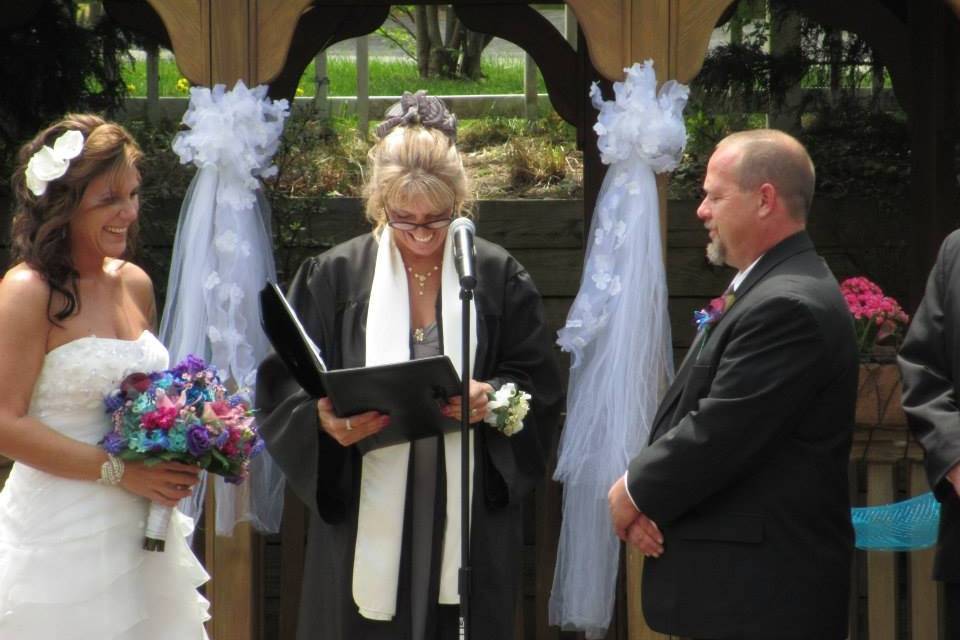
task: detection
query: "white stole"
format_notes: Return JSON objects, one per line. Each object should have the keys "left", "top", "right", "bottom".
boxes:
{"left": 352, "top": 227, "right": 478, "bottom": 620}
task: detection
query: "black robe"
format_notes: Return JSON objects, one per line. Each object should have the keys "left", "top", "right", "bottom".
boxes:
{"left": 256, "top": 233, "right": 563, "bottom": 640}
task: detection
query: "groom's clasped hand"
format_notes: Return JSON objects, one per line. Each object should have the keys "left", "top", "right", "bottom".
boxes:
{"left": 608, "top": 477, "right": 663, "bottom": 557}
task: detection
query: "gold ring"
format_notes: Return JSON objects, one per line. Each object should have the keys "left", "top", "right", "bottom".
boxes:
{"left": 470, "top": 409, "right": 477, "bottom": 416}
{"left": 345, "top": 419, "right": 353, "bottom": 431}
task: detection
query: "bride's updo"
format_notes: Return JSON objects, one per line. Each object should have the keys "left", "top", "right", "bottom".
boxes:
{"left": 363, "top": 91, "right": 472, "bottom": 232}
{"left": 9, "top": 114, "right": 143, "bottom": 321}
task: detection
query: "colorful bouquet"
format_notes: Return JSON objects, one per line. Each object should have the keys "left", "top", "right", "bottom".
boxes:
{"left": 840, "top": 276, "right": 910, "bottom": 357}
{"left": 100, "top": 354, "right": 263, "bottom": 551}
{"left": 483, "top": 382, "right": 532, "bottom": 436}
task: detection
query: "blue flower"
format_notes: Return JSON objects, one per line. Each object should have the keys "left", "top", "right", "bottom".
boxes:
{"left": 100, "top": 431, "right": 127, "bottom": 455}
{"left": 132, "top": 394, "right": 154, "bottom": 414}
{"left": 144, "top": 429, "right": 170, "bottom": 452}
{"left": 693, "top": 294, "right": 733, "bottom": 332}
{"left": 185, "top": 386, "right": 206, "bottom": 406}
{"left": 150, "top": 372, "right": 175, "bottom": 390}
{"left": 167, "top": 426, "right": 188, "bottom": 453}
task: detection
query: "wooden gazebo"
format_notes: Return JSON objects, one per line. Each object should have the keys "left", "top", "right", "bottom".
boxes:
{"left": 7, "top": 1, "right": 959, "bottom": 638}
{"left": 90, "top": 3, "right": 740, "bottom": 639}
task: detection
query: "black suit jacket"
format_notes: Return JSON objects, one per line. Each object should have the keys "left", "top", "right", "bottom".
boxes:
{"left": 899, "top": 229, "right": 960, "bottom": 582}
{"left": 627, "top": 231, "right": 858, "bottom": 639}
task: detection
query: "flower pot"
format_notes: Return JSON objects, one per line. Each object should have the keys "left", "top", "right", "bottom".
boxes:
{"left": 856, "top": 361, "right": 906, "bottom": 428}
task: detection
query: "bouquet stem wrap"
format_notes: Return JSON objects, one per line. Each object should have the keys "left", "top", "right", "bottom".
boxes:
{"left": 144, "top": 503, "right": 173, "bottom": 552}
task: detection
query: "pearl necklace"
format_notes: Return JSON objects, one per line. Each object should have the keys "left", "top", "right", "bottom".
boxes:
{"left": 406, "top": 264, "right": 440, "bottom": 296}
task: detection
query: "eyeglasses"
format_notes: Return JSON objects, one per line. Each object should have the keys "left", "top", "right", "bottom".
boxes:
{"left": 385, "top": 208, "right": 455, "bottom": 231}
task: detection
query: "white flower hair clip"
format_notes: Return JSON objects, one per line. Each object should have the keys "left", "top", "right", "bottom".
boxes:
{"left": 25, "top": 130, "right": 85, "bottom": 197}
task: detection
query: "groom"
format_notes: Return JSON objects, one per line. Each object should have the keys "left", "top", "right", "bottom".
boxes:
{"left": 608, "top": 130, "right": 858, "bottom": 639}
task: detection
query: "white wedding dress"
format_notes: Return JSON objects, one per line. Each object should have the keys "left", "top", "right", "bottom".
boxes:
{"left": 0, "top": 331, "right": 210, "bottom": 639}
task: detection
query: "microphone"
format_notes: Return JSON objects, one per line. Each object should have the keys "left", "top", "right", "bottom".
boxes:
{"left": 450, "top": 217, "right": 477, "bottom": 290}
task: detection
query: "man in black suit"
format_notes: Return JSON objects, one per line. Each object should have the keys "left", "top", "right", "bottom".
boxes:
{"left": 898, "top": 231, "right": 960, "bottom": 637}
{"left": 607, "top": 129, "right": 858, "bottom": 639}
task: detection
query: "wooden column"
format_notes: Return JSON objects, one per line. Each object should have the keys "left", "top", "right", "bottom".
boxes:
{"left": 909, "top": 463, "right": 941, "bottom": 640}
{"left": 865, "top": 463, "right": 896, "bottom": 640}
{"left": 906, "top": 1, "right": 960, "bottom": 309}
{"left": 568, "top": 1, "right": 736, "bottom": 638}
{"left": 137, "top": 2, "right": 312, "bottom": 639}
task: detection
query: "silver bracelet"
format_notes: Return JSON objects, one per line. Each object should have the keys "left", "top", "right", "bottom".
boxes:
{"left": 98, "top": 454, "right": 125, "bottom": 485}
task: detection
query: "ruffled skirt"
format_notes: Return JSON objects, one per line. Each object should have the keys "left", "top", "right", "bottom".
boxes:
{"left": 0, "top": 463, "right": 210, "bottom": 639}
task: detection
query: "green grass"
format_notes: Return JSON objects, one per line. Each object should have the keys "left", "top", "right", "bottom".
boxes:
{"left": 121, "top": 57, "right": 192, "bottom": 97}
{"left": 122, "top": 56, "right": 547, "bottom": 98}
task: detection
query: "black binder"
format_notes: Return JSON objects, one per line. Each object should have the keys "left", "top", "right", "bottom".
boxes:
{"left": 259, "top": 282, "right": 463, "bottom": 452}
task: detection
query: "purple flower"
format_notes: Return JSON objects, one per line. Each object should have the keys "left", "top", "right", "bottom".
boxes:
{"left": 172, "top": 354, "right": 207, "bottom": 377}
{"left": 104, "top": 390, "right": 125, "bottom": 413}
{"left": 214, "top": 430, "right": 230, "bottom": 449}
{"left": 100, "top": 431, "right": 126, "bottom": 455}
{"left": 186, "top": 425, "right": 212, "bottom": 457}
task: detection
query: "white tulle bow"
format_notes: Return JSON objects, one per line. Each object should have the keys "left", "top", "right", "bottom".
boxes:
{"left": 550, "top": 61, "right": 688, "bottom": 638}
{"left": 161, "top": 80, "right": 289, "bottom": 535}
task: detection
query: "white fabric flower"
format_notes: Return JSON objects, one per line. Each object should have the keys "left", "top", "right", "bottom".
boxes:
{"left": 203, "top": 271, "right": 221, "bottom": 290}
{"left": 25, "top": 130, "right": 84, "bottom": 196}
{"left": 215, "top": 230, "right": 239, "bottom": 254}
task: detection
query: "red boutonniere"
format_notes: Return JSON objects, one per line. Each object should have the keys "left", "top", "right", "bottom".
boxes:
{"left": 693, "top": 293, "right": 733, "bottom": 332}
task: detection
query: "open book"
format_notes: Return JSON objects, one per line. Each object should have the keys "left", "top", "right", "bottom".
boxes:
{"left": 259, "top": 282, "right": 463, "bottom": 452}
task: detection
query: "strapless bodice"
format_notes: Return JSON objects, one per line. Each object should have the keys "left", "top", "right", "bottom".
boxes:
{"left": 28, "top": 331, "right": 169, "bottom": 443}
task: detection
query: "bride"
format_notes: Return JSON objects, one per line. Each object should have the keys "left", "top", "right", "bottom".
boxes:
{"left": 0, "top": 114, "right": 210, "bottom": 638}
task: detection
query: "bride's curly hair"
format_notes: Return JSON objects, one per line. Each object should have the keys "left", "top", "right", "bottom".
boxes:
{"left": 9, "top": 114, "right": 143, "bottom": 322}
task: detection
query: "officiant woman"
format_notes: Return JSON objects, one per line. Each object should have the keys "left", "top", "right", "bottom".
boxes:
{"left": 257, "top": 91, "right": 562, "bottom": 640}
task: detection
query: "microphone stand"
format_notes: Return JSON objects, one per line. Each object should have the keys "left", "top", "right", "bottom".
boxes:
{"left": 458, "top": 284, "right": 473, "bottom": 640}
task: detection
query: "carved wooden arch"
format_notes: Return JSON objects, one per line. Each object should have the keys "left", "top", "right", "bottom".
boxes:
{"left": 121, "top": 0, "right": 736, "bottom": 89}
{"left": 136, "top": 0, "right": 314, "bottom": 86}
{"left": 267, "top": 4, "right": 586, "bottom": 128}
{"left": 566, "top": 0, "right": 736, "bottom": 83}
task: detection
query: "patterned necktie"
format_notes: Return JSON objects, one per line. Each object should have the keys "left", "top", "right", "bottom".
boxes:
{"left": 722, "top": 285, "right": 737, "bottom": 314}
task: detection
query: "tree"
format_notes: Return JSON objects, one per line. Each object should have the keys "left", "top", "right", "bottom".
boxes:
{"left": 0, "top": 0, "right": 133, "bottom": 167}
{"left": 378, "top": 5, "right": 493, "bottom": 80}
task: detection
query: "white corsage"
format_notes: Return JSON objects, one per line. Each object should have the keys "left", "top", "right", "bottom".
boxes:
{"left": 25, "top": 130, "right": 85, "bottom": 196}
{"left": 484, "top": 382, "right": 532, "bottom": 436}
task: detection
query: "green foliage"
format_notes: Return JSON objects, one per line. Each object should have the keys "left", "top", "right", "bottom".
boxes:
{"left": 121, "top": 56, "right": 546, "bottom": 98}
{"left": 120, "top": 54, "right": 192, "bottom": 97}
{"left": 0, "top": 1, "right": 134, "bottom": 162}
{"left": 802, "top": 100, "right": 910, "bottom": 200}
{"left": 690, "top": 42, "right": 807, "bottom": 116}
{"left": 507, "top": 138, "right": 569, "bottom": 189}
{"left": 266, "top": 109, "right": 368, "bottom": 198}
{"left": 459, "top": 113, "right": 572, "bottom": 152}
{"left": 377, "top": 5, "right": 417, "bottom": 62}
{"left": 322, "top": 56, "right": 546, "bottom": 95}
